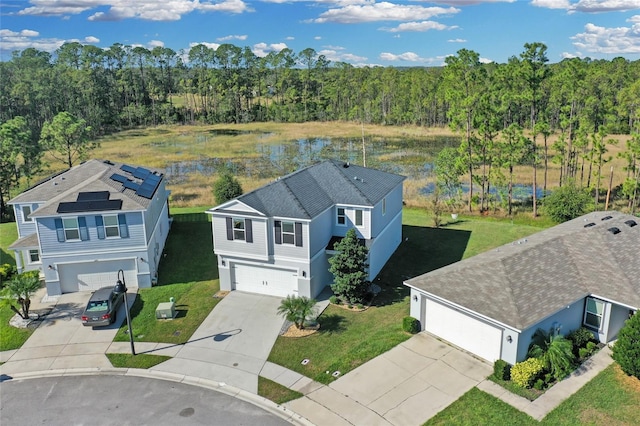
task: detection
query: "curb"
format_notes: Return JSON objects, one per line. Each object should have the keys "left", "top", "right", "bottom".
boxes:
{"left": 1, "top": 368, "right": 314, "bottom": 426}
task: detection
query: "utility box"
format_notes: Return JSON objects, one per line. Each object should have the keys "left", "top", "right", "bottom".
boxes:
{"left": 155, "top": 301, "right": 175, "bottom": 319}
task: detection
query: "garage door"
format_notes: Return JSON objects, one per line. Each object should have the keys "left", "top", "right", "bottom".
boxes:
{"left": 232, "top": 264, "right": 296, "bottom": 298}
{"left": 59, "top": 260, "right": 137, "bottom": 293}
{"left": 425, "top": 298, "right": 502, "bottom": 362}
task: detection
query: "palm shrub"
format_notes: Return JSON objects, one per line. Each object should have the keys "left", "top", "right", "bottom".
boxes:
{"left": 0, "top": 270, "right": 41, "bottom": 319}
{"left": 277, "top": 295, "right": 317, "bottom": 330}
{"left": 612, "top": 311, "right": 640, "bottom": 378}
{"left": 528, "top": 327, "right": 575, "bottom": 380}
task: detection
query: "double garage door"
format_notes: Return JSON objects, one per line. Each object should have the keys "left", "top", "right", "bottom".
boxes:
{"left": 59, "top": 260, "right": 137, "bottom": 293}
{"left": 232, "top": 264, "right": 296, "bottom": 298}
{"left": 424, "top": 298, "right": 502, "bottom": 363}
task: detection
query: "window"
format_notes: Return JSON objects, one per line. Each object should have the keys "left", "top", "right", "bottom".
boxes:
{"left": 63, "top": 218, "right": 80, "bottom": 241}
{"left": 29, "top": 249, "right": 40, "bottom": 263}
{"left": 382, "top": 198, "right": 386, "bottom": 216}
{"left": 104, "top": 215, "right": 120, "bottom": 238}
{"left": 337, "top": 208, "right": 346, "bottom": 225}
{"left": 355, "top": 209, "right": 363, "bottom": 227}
{"left": 233, "top": 218, "right": 246, "bottom": 241}
{"left": 22, "top": 205, "right": 32, "bottom": 222}
{"left": 282, "top": 221, "right": 295, "bottom": 245}
{"left": 584, "top": 297, "right": 604, "bottom": 330}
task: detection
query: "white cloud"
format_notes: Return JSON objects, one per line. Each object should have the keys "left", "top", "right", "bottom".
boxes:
{"left": 431, "top": 0, "right": 515, "bottom": 4}
{"left": 252, "top": 42, "right": 288, "bottom": 57}
{"left": 217, "top": 34, "right": 248, "bottom": 42}
{"left": 17, "top": 0, "right": 251, "bottom": 22}
{"left": 189, "top": 41, "right": 221, "bottom": 50}
{"left": 561, "top": 51, "right": 583, "bottom": 58}
{"left": 479, "top": 57, "right": 493, "bottom": 63}
{"left": 531, "top": 0, "right": 571, "bottom": 9}
{"left": 311, "top": 3, "right": 460, "bottom": 24}
{"left": 318, "top": 48, "right": 367, "bottom": 63}
{"left": 448, "top": 38, "right": 467, "bottom": 43}
{"left": 379, "top": 51, "right": 439, "bottom": 63}
{"left": 148, "top": 40, "right": 165, "bottom": 48}
{"left": 0, "top": 28, "right": 66, "bottom": 54}
{"left": 629, "top": 15, "right": 640, "bottom": 23}
{"left": 315, "top": 36, "right": 322, "bottom": 40}
{"left": 285, "top": 36, "right": 295, "bottom": 40}
{"left": 84, "top": 36, "right": 100, "bottom": 43}
{"left": 532, "top": 0, "right": 640, "bottom": 12}
{"left": 382, "top": 20, "right": 455, "bottom": 32}
{"left": 572, "top": 22, "right": 640, "bottom": 54}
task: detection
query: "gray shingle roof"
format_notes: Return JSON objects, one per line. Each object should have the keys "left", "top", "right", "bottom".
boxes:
{"left": 215, "top": 160, "right": 405, "bottom": 219}
{"left": 405, "top": 211, "right": 640, "bottom": 330}
{"left": 9, "top": 159, "right": 165, "bottom": 217}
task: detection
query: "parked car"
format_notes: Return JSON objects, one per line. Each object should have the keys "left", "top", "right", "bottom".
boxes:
{"left": 81, "top": 286, "right": 125, "bottom": 327}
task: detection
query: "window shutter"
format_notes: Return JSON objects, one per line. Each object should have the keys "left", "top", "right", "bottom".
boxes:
{"left": 54, "top": 218, "right": 65, "bottom": 242}
{"left": 226, "top": 217, "right": 233, "bottom": 240}
{"left": 245, "top": 219, "right": 253, "bottom": 243}
{"left": 118, "top": 213, "right": 129, "bottom": 238}
{"left": 295, "top": 222, "right": 303, "bottom": 247}
{"left": 274, "top": 220, "right": 282, "bottom": 244}
{"left": 96, "top": 216, "right": 105, "bottom": 239}
{"left": 78, "top": 217, "right": 89, "bottom": 241}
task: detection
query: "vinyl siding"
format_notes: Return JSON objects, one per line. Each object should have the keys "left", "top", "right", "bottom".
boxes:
{"left": 371, "top": 184, "right": 403, "bottom": 236}
{"left": 212, "top": 214, "right": 267, "bottom": 258}
{"left": 332, "top": 205, "right": 371, "bottom": 238}
{"left": 143, "top": 182, "right": 169, "bottom": 243}
{"left": 14, "top": 203, "right": 39, "bottom": 238}
{"left": 272, "top": 219, "right": 309, "bottom": 260}
{"left": 309, "top": 208, "right": 334, "bottom": 255}
{"left": 37, "top": 212, "right": 146, "bottom": 255}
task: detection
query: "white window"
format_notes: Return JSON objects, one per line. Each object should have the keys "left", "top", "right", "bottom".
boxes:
{"left": 22, "top": 205, "right": 32, "bottom": 222}
{"left": 584, "top": 297, "right": 604, "bottom": 330}
{"left": 355, "top": 209, "right": 363, "bottom": 227}
{"left": 29, "top": 249, "right": 40, "bottom": 263}
{"left": 233, "top": 218, "right": 245, "bottom": 241}
{"left": 103, "top": 215, "right": 120, "bottom": 238}
{"left": 337, "top": 208, "right": 346, "bottom": 225}
{"left": 282, "top": 221, "right": 295, "bottom": 245}
{"left": 382, "top": 198, "right": 386, "bottom": 216}
{"left": 63, "top": 218, "right": 80, "bottom": 241}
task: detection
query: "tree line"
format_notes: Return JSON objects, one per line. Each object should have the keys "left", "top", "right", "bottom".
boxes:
{"left": 1, "top": 41, "right": 639, "bottom": 218}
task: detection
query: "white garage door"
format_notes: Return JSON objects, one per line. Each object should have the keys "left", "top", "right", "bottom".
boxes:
{"left": 59, "top": 260, "right": 137, "bottom": 293}
{"left": 425, "top": 298, "right": 502, "bottom": 362}
{"left": 232, "top": 264, "right": 296, "bottom": 298}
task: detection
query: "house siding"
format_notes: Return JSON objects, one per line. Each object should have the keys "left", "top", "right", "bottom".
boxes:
{"left": 212, "top": 215, "right": 268, "bottom": 259}
{"left": 37, "top": 212, "right": 146, "bottom": 255}
{"left": 14, "top": 203, "right": 39, "bottom": 237}
{"left": 308, "top": 208, "right": 333, "bottom": 255}
{"left": 368, "top": 209, "right": 403, "bottom": 280}
{"left": 371, "top": 184, "right": 403, "bottom": 236}
{"left": 272, "top": 219, "right": 310, "bottom": 260}
{"left": 607, "top": 304, "right": 632, "bottom": 341}
{"left": 143, "top": 182, "right": 169, "bottom": 242}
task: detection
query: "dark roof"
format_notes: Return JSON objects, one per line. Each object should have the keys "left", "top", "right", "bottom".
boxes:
{"left": 405, "top": 211, "right": 640, "bottom": 331}
{"left": 9, "top": 159, "right": 165, "bottom": 217}
{"left": 213, "top": 160, "right": 405, "bottom": 219}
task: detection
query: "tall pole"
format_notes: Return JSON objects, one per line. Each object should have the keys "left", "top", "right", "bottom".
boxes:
{"left": 117, "top": 269, "right": 135, "bottom": 355}
{"left": 604, "top": 166, "right": 614, "bottom": 211}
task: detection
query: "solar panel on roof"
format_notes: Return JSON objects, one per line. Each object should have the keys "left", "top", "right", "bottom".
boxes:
{"left": 110, "top": 173, "right": 129, "bottom": 183}
{"left": 77, "top": 191, "right": 110, "bottom": 201}
{"left": 123, "top": 181, "right": 139, "bottom": 191}
{"left": 57, "top": 199, "right": 123, "bottom": 213}
{"left": 120, "top": 164, "right": 137, "bottom": 175}
{"left": 133, "top": 167, "right": 151, "bottom": 179}
{"left": 135, "top": 172, "right": 163, "bottom": 199}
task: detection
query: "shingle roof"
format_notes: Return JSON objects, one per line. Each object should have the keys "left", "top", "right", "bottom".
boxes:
{"left": 215, "top": 160, "right": 405, "bottom": 219}
{"left": 405, "top": 211, "right": 640, "bottom": 330}
{"left": 9, "top": 159, "right": 165, "bottom": 217}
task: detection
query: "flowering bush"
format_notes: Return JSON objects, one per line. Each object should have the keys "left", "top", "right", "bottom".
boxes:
{"left": 511, "top": 357, "right": 545, "bottom": 388}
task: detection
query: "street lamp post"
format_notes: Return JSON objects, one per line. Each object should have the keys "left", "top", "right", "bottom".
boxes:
{"left": 115, "top": 269, "right": 135, "bottom": 355}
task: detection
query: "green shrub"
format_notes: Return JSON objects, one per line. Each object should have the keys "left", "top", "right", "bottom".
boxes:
{"left": 612, "top": 311, "right": 640, "bottom": 378}
{"left": 356, "top": 303, "right": 364, "bottom": 310}
{"left": 0, "top": 263, "right": 17, "bottom": 286}
{"left": 493, "top": 359, "right": 512, "bottom": 381}
{"left": 402, "top": 316, "right": 421, "bottom": 334}
{"left": 543, "top": 372, "right": 554, "bottom": 384}
{"left": 533, "top": 379, "right": 545, "bottom": 390}
{"left": 586, "top": 341, "right": 597, "bottom": 352}
{"left": 329, "top": 295, "right": 339, "bottom": 305}
{"left": 567, "top": 327, "right": 595, "bottom": 350}
{"left": 578, "top": 347, "right": 591, "bottom": 359}
{"left": 511, "top": 357, "right": 545, "bottom": 388}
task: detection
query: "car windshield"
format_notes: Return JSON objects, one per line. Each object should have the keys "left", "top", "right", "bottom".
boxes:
{"left": 86, "top": 301, "right": 108, "bottom": 311}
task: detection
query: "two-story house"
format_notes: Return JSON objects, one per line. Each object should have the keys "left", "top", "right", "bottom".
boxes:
{"left": 8, "top": 159, "right": 170, "bottom": 295}
{"left": 207, "top": 160, "right": 406, "bottom": 299}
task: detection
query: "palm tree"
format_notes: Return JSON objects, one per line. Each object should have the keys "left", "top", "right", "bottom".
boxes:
{"left": 528, "top": 327, "right": 575, "bottom": 380}
{"left": 1, "top": 271, "right": 41, "bottom": 319}
{"left": 277, "top": 295, "right": 317, "bottom": 330}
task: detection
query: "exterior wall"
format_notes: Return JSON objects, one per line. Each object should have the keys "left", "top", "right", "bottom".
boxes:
{"left": 332, "top": 205, "right": 371, "bottom": 239}
{"left": 309, "top": 251, "right": 332, "bottom": 297}
{"left": 371, "top": 184, "right": 403, "bottom": 237}
{"left": 211, "top": 215, "right": 268, "bottom": 260}
{"left": 308, "top": 208, "right": 334, "bottom": 255}
{"left": 271, "top": 218, "right": 310, "bottom": 260}
{"left": 606, "top": 304, "right": 634, "bottom": 342}
{"left": 14, "top": 249, "right": 42, "bottom": 275}
{"left": 13, "top": 203, "right": 40, "bottom": 237}
{"left": 143, "top": 201, "right": 171, "bottom": 285}
{"left": 367, "top": 209, "right": 403, "bottom": 280}
{"left": 143, "top": 183, "right": 169, "bottom": 243}
{"left": 37, "top": 212, "right": 146, "bottom": 256}
{"left": 500, "top": 329, "right": 520, "bottom": 365}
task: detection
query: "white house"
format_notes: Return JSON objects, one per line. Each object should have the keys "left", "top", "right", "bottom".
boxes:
{"left": 8, "top": 159, "right": 171, "bottom": 295}
{"left": 207, "top": 160, "right": 406, "bottom": 299}
{"left": 405, "top": 211, "right": 639, "bottom": 365}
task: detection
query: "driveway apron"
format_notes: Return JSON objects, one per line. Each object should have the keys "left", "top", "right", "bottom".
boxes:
{"left": 150, "top": 292, "right": 285, "bottom": 394}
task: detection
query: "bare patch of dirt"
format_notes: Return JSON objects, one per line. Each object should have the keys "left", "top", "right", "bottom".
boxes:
{"left": 282, "top": 323, "right": 320, "bottom": 338}
{"left": 614, "top": 364, "right": 640, "bottom": 393}
{"left": 578, "top": 408, "right": 624, "bottom": 426}
{"left": 213, "top": 291, "right": 229, "bottom": 299}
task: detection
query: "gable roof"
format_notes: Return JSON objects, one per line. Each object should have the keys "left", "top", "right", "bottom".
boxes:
{"left": 211, "top": 160, "right": 405, "bottom": 219}
{"left": 9, "top": 159, "right": 165, "bottom": 217}
{"left": 405, "top": 211, "right": 640, "bottom": 331}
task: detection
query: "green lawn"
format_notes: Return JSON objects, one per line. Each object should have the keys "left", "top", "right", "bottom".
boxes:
{"left": 426, "top": 365, "right": 640, "bottom": 425}
{"left": 106, "top": 353, "right": 172, "bottom": 369}
{"left": 258, "top": 376, "right": 303, "bottom": 404}
{"left": 268, "top": 208, "right": 547, "bottom": 384}
{"left": 1, "top": 222, "right": 17, "bottom": 266}
{"left": 114, "top": 219, "right": 220, "bottom": 345}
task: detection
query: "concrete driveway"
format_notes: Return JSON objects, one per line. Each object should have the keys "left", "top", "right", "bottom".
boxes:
{"left": 150, "top": 292, "right": 285, "bottom": 394}
{"left": 285, "top": 332, "right": 493, "bottom": 426}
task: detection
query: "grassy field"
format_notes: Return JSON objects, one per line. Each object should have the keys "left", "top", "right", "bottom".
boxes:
{"left": 106, "top": 353, "right": 171, "bottom": 369}
{"left": 267, "top": 208, "right": 547, "bottom": 385}
{"left": 257, "top": 376, "right": 303, "bottom": 404}
{"left": 0, "top": 222, "right": 17, "bottom": 265}
{"left": 426, "top": 364, "right": 640, "bottom": 425}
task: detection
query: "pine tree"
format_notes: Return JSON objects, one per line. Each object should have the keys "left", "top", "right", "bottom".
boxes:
{"left": 329, "top": 228, "right": 369, "bottom": 304}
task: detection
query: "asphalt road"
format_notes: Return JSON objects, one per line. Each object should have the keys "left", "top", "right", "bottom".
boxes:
{"left": 0, "top": 375, "right": 291, "bottom": 426}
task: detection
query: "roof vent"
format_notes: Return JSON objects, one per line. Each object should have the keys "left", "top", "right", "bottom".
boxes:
{"left": 607, "top": 227, "right": 621, "bottom": 235}
{"left": 624, "top": 220, "right": 637, "bottom": 227}
{"left": 601, "top": 215, "right": 613, "bottom": 221}
{"left": 584, "top": 222, "right": 596, "bottom": 228}
{"left": 103, "top": 160, "right": 115, "bottom": 165}
{"left": 343, "top": 162, "right": 350, "bottom": 168}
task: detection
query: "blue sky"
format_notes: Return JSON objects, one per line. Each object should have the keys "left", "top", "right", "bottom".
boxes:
{"left": 1, "top": 1, "right": 639, "bottom": 65}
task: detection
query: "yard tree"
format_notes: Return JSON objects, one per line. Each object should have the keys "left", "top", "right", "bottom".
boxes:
{"left": 434, "top": 146, "right": 465, "bottom": 200}
{"left": 277, "top": 295, "right": 317, "bottom": 330}
{"left": 528, "top": 327, "right": 575, "bottom": 380}
{"left": 329, "top": 228, "right": 369, "bottom": 304}
{"left": 40, "top": 111, "right": 96, "bottom": 168}
{"left": 1, "top": 270, "right": 41, "bottom": 320}
{"left": 213, "top": 172, "right": 243, "bottom": 204}
{"left": 612, "top": 311, "right": 640, "bottom": 379}
{"left": 542, "top": 179, "right": 591, "bottom": 223}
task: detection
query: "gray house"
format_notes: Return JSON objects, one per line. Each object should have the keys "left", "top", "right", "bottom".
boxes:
{"left": 8, "top": 159, "right": 170, "bottom": 295}
{"left": 405, "top": 211, "right": 639, "bottom": 365}
{"left": 207, "top": 160, "right": 405, "bottom": 299}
